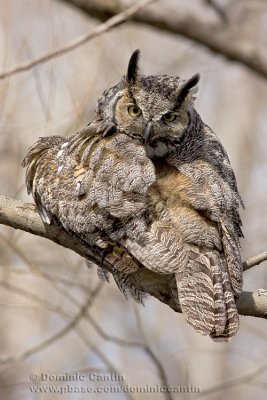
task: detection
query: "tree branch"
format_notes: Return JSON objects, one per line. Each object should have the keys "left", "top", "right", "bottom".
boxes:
{"left": 61, "top": 0, "right": 267, "bottom": 80}
{"left": 0, "top": 195, "right": 267, "bottom": 320}
{"left": 0, "top": 0, "right": 155, "bottom": 80}
{"left": 243, "top": 251, "right": 267, "bottom": 271}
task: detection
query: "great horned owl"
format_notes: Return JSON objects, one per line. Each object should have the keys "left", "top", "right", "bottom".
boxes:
{"left": 23, "top": 50, "right": 243, "bottom": 341}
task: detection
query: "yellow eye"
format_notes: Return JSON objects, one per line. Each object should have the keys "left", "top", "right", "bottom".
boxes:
{"left": 128, "top": 105, "right": 142, "bottom": 117}
{"left": 163, "top": 112, "right": 176, "bottom": 122}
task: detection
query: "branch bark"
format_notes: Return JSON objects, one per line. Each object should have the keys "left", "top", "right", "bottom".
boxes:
{"left": 61, "top": 0, "right": 267, "bottom": 80}
{"left": 0, "top": 195, "right": 267, "bottom": 320}
{"left": 243, "top": 251, "right": 267, "bottom": 271}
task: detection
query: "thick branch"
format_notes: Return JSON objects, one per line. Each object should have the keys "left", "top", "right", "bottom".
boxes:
{"left": 61, "top": 0, "right": 267, "bottom": 80}
{"left": 0, "top": 195, "right": 267, "bottom": 320}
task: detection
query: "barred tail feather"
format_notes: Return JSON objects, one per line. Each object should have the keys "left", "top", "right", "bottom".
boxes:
{"left": 210, "top": 261, "right": 239, "bottom": 341}
{"left": 177, "top": 255, "right": 216, "bottom": 337}
{"left": 177, "top": 250, "right": 239, "bottom": 341}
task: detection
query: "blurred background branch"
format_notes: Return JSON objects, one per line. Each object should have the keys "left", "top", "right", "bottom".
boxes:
{"left": 60, "top": 0, "right": 267, "bottom": 80}
{"left": 0, "top": 0, "right": 155, "bottom": 80}
{"left": 1, "top": 0, "right": 267, "bottom": 81}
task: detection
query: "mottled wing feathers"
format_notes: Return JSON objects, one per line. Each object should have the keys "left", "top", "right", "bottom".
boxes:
{"left": 121, "top": 158, "right": 241, "bottom": 340}
{"left": 22, "top": 136, "right": 65, "bottom": 196}
{"left": 122, "top": 221, "right": 188, "bottom": 274}
{"left": 22, "top": 136, "right": 66, "bottom": 224}
{"left": 24, "top": 124, "right": 154, "bottom": 236}
{"left": 22, "top": 123, "right": 156, "bottom": 270}
{"left": 166, "top": 157, "right": 243, "bottom": 296}
{"left": 220, "top": 223, "right": 243, "bottom": 295}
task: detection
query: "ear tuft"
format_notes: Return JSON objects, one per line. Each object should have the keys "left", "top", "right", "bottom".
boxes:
{"left": 177, "top": 73, "right": 200, "bottom": 106}
{"left": 127, "top": 49, "right": 141, "bottom": 85}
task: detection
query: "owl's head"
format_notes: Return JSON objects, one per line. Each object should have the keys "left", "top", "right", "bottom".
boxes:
{"left": 96, "top": 50, "right": 200, "bottom": 158}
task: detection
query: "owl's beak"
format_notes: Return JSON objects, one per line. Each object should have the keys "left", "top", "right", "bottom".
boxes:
{"left": 144, "top": 121, "right": 152, "bottom": 143}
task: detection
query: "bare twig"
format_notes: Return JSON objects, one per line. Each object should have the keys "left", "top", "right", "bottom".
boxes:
{"left": 73, "top": 326, "right": 136, "bottom": 400}
{"left": 62, "top": 0, "right": 267, "bottom": 80}
{"left": 83, "top": 304, "right": 172, "bottom": 397}
{"left": 204, "top": 0, "right": 228, "bottom": 22}
{"left": 0, "top": 281, "right": 137, "bottom": 400}
{"left": 0, "top": 281, "right": 135, "bottom": 400}
{"left": 0, "top": 282, "right": 101, "bottom": 364}
{"left": 0, "top": 0, "right": 155, "bottom": 80}
{"left": 0, "top": 230, "right": 95, "bottom": 308}
{"left": 243, "top": 251, "right": 267, "bottom": 271}
{"left": 0, "top": 265, "right": 92, "bottom": 292}
{"left": 1, "top": 195, "right": 267, "bottom": 319}
{"left": 84, "top": 312, "right": 142, "bottom": 347}
{"left": 0, "top": 280, "right": 66, "bottom": 315}
{"left": 134, "top": 307, "right": 173, "bottom": 400}
{"left": 196, "top": 363, "right": 267, "bottom": 398}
